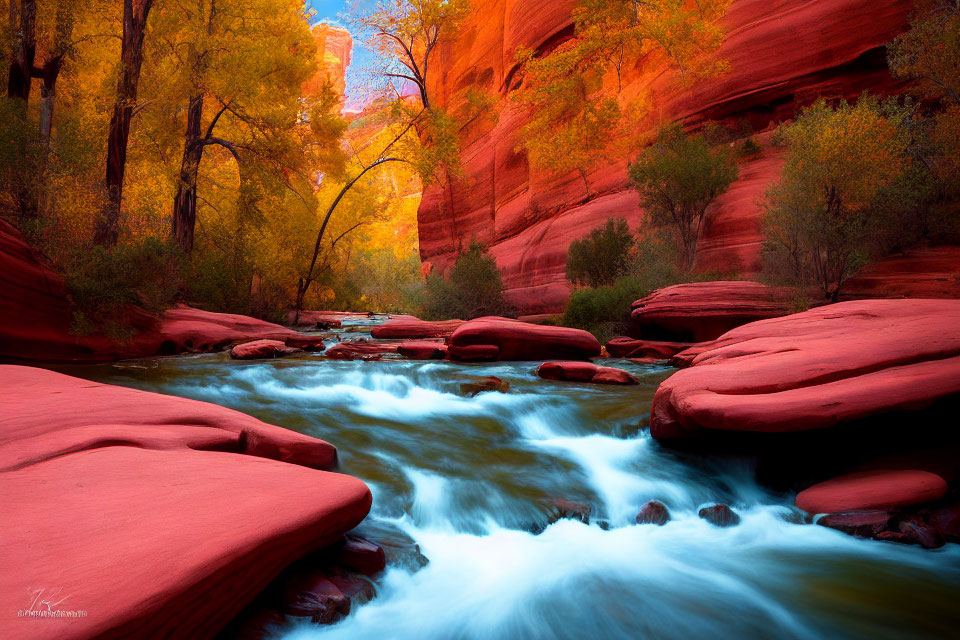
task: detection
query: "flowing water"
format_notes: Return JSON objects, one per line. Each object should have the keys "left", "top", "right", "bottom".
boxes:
{"left": 53, "top": 319, "right": 960, "bottom": 640}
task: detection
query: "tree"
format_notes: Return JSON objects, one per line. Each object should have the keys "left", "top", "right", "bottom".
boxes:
{"left": 422, "top": 241, "right": 509, "bottom": 319}
{"left": 512, "top": 0, "right": 731, "bottom": 192}
{"left": 628, "top": 124, "right": 737, "bottom": 271}
{"left": 566, "top": 217, "right": 635, "bottom": 287}
{"left": 356, "top": 0, "right": 470, "bottom": 110}
{"left": 762, "top": 96, "right": 910, "bottom": 300}
{"left": 93, "top": 0, "right": 155, "bottom": 246}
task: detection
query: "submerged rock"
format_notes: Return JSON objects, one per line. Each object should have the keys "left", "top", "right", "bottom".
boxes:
{"left": 230, "top": 339, "right": 301, "bottom": 360}
{"left": 817, "top": 510, "right": 895, "bottom": 538}
{"left": 460, "top": 376, "right": 510, "bottom": 396}
{"left": 325, "top": 339, "right": 400, "bottom": 360}
{"left": 328, "top": 535, "right": 387, "bottom": 576}
{"left": 280, "top": 570, "right": 351, "bottom": 622}
{"left": 636, "top": 500, "right": 671, "bottom": 526}
{"left": 698, "top": 504, "right": 741, "bottom": 527}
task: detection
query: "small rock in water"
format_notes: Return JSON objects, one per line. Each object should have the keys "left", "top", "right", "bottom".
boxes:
{"left": 817, "top": 510, "right": 894, "bottom": 538}
{"left": 280, "top": 570, "right": 351, "bottom": 623}
{"left": 636, "top": 500, "right": 670, "bottom": 526}
{"left": 460, "top": 376, "right": 510, "bottom": 396}
{"left": 549, "top": 498, "right": 592, "bottom": 525}
{"left": 230, "top": 339, "right": 301, "bottom": 360}
{"left": 698, "top": 504, "right": 741, "bottom": 527}
{"left": 328, "top": 535, "right": 387, "bottom": 576}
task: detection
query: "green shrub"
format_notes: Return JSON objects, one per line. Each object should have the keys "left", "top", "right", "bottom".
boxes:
{"left": 738, "top": 137, "right": 762, "bottom": 158}
{"left": 561, "top": 276, "right": 650, "bottom": 342}
{"left": 65, "top": 237, "right": 181, "bottom": 340}
{"left": 566, "top": 217, "right": 636, "bottom": 287}
{"left": 421, "top": 241, "right": 511, "bottom": 320}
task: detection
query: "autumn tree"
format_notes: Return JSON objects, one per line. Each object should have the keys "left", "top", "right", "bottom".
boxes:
{"left": 93, "top": 0, "right": 155, "bottom": 246}
{"left": 512, "top": 0, "right": 731, "bottom": 193}
{"left": 628, "top": 125, "right": 737, "bottom": 271}
{"left": 762, "top": 96, "right": 911, "bottom": 300}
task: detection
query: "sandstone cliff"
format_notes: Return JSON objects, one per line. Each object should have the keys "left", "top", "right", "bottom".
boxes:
{"left": 418, "top": 0, "right": 915, "bottom": 313}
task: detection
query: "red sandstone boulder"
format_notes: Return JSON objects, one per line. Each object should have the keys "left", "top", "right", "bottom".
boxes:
{"left": 371, "top": 316, "right": 464, "bottom": 339}
{"left": 651, "top": 299, "right": 960, "bottom": 440}
{"left": 448, "top": 318, "right": 601, "bottom": 362}
{"left": 396, "top": 341, "right": 448, "bottom": 360}
{"left": 230, "top": 339, "right": 301, "bottom": 360}
{"left": 285, "top": 310, "right": 369, "bottom": 327}
{"left": 796, "top": 470, "right": 948, "bottom": 514}
{"left": 0, "top": 366, "right": 370, "bottom": 640}
{"left": 537, "top": 361, "right": 638, "bottom": 385}
{"left": 157, "top": 306, "right": 298, "bottom": 354}
{"left": 629, "top": 281, "right": 793, "bottom": 342}
{"left": 605, "top": 337, "right": 692, "bottom": 359}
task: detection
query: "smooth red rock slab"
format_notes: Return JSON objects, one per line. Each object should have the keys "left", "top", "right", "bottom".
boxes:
{"left": 843, "top": 247, "right": 960, "bottom": 300}
{"left": 371, "top": 316, "right": 464, "bottom": 339}
{"left": 158, "top": 306, "right": 298, "bottom": 354}
{"left": 0, "top": 366, "right": 370, "bottom": 640}
{"left": 538, "top": 361, "right": 638, "bottom": 385}
{"left": 651, "top": 299, "right": 960, "bottom": 439}
{"left": 629, "top": 281, "right": 793, "bottom": 342}
{"left": 231, "top": 339, "right": 301, "bottom": 360}
{"left": 796, "top": 470, "right": 948, "bottom": 514}
{"left": 396, "top": 341, "right": 448, "bottom": 360}
{"left": 325, "top": 339, "right": 401, "bottom": 360}
{"left": 449, "top": 318, "right": 601, "bottom": 362}
{"left": 605, "top": 337, "right": 693, "bottom": 359}
{"left": 448, "top": 343, "right": 501, "bottom": 362}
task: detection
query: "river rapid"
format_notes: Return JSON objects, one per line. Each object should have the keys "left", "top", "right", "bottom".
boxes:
{"left": 53, "top": 318, "right": 960, "bottom": 640}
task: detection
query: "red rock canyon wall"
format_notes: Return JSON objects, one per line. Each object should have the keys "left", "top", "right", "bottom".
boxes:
{"left": 418, "top": 0, "right": 915, "bottom": 313}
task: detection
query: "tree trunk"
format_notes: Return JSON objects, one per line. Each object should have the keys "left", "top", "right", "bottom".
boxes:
{"left": 94, "top": 0, "right": 155, "bottom": 246}
{"left": 7, "top": 0, "right": 37, "bottom": 101}
{"left": 37, "top": 56, "right": 63, "bottom": 143}
{"left": 171, "top": 93, "right": 204, "bottom": 252}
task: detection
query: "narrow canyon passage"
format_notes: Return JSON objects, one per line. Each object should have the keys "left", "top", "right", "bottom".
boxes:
{"left": 51, "top": 317, "right": 960, "bottom": 640}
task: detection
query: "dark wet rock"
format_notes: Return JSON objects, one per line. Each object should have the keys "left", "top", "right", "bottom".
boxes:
{"left": 284, "top": 335, "right": 329, "bottom": 351}
{"left": 328, "top": 535, "right": 387, "bottom": 576}
{"left": 279, "top": 570, "right": 351, "bottom": 623}
{"left": 460, "top": 376, "right": 510, "bottom": 396}
{"left": 327, "top": 568, "right": 377, "bottom": 604}
{"left": 898, "top": 518, "right": 945, "bottom": 549}
{"left": 698, "top": 504, "right": 741, "bottom": 527}
{"left": 817, "top": 510, "right": 895, "bottom": 538}
{"left": 636, "top": 500, "right": 670, "bottom": 526}
{"left": 548, "top": 499, "right": 593, "bottom": 525}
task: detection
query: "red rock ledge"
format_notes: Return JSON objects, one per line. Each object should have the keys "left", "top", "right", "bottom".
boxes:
{"left": 448, "top": 317, "right": 601, "bottom": 362}
{"left": 629, "top": 281, "right": 793, "bottom": 342}
{"left": 651, "top": 299, "right": 960, "bottom": 440}
{"left": 0, "top": 366, "right": 371, "bottom": 640}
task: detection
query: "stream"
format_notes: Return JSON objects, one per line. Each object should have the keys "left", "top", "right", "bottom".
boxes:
{"left": 52, "top": 317, "right": 960, "bottom": 639}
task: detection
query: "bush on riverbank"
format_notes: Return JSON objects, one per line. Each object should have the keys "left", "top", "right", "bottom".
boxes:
{"left": 421, "top": 242, "right": 512, "bottom": 320}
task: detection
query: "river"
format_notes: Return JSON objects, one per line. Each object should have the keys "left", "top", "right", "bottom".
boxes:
{"left": 52, "top": 317, "right": 960, "bottom": 640}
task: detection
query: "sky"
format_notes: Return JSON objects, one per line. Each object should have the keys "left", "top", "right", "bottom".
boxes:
{"left": 306, "top": 0, "right": 376, "bottom": 111}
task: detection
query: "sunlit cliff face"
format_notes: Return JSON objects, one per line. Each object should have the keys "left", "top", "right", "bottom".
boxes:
{"left": 416, "top": 0, "right": 914, "bottom": 314}
{"left": 305, "top": 23, "right": 354, "bottom": 109}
